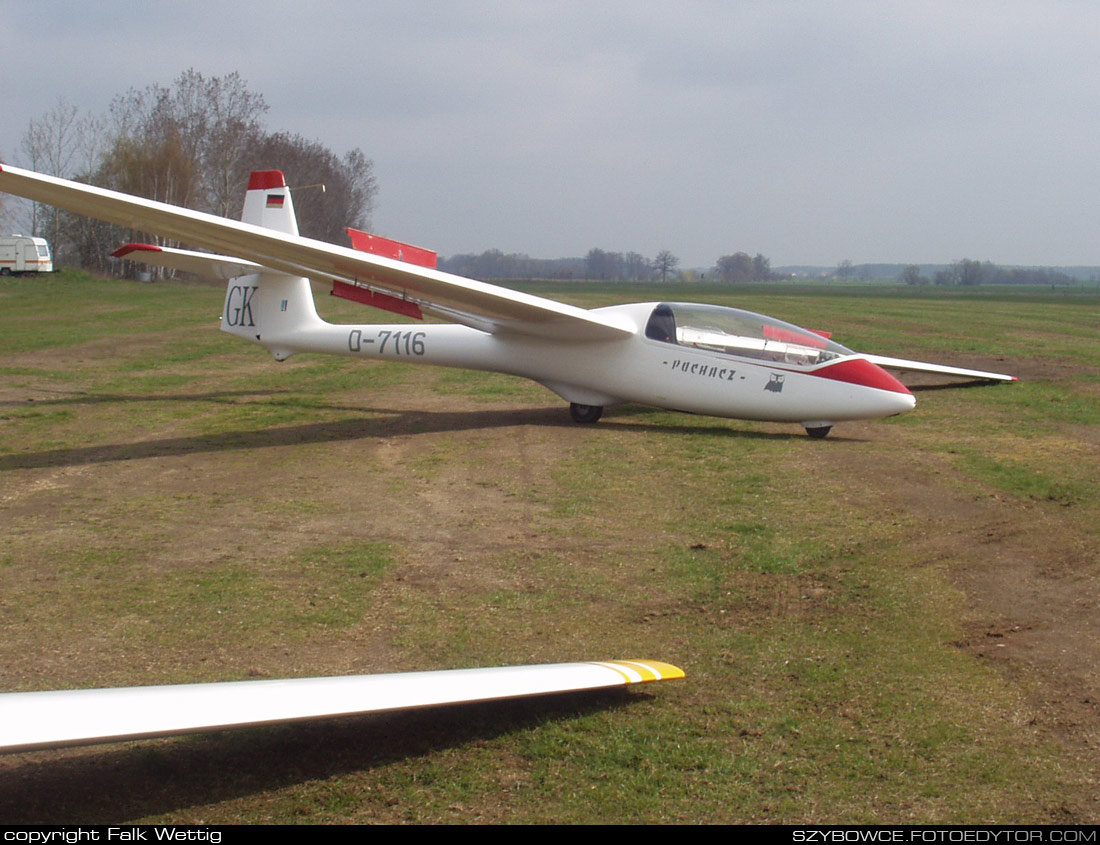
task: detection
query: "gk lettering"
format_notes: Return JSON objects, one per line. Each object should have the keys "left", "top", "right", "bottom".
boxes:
{"left": 225, "top": 285, "right": 258, "bottom": 327}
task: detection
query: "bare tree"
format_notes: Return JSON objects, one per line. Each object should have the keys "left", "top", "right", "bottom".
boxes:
{"left": 102, "top": 71, "right": 268, "bottom": 215}
{"left": 17, "top": 71, "right": 376, "bottom": 270}
{"left": 624, "top": 251, "right": 651, "bottom": 281}
{"left": 19, "top": 98, "right": 105, "bottom": 258}
{"left": 653, "top": 250, "right": 679, "bottom": 282}
{"left": 190, "top": 71, "right": 269, "bottom": 217}
{"left": 0, "top": 149, "right": 7, "bottom": 229}
{"left": 19, "top": 98, "right": 81, "bottom": 237}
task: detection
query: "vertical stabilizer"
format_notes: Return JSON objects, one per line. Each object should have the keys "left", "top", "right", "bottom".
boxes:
{"left": 241, "top": 170, "right": 299, "bottom": 235}
{"left": 222, "top": 170, "right": 320, "bottom": 358}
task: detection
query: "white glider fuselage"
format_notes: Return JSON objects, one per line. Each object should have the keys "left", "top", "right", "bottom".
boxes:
{"left": 233, "top": 272, "right": 916, "bottom": 427}
{"left": 0, "top": 162, "right": 1011, "bottom": 437}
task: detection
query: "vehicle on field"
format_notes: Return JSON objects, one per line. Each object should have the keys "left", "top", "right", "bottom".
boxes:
{"left": 0, "top": 234, "right": 53, "bottom": 275}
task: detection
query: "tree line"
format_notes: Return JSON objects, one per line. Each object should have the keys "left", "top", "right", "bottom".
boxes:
{"left": 897, "top": 260, "right": 1078, "bottom": 286}
{"left": 439, "top": 248, "right": 777, "bottom": 282}
{"left": 12, "top": 70, "right": 376, "bottom": 272}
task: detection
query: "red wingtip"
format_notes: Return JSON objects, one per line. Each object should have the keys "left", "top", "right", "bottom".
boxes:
{"left": 247, "top": 170, "right": 286, "bottom": 190}
{"left": 111, "top": 243, "right": 163, "bottom": 258}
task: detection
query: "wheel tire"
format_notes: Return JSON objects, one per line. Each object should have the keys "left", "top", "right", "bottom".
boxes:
{"left": 569, "top": 403, "right": 603, "bottom": 424}
{"left": 0, "top": 268, "right": 10, "bottom": 277}
{"left": 805, "top": 425, "right": 832, "bottom": 439}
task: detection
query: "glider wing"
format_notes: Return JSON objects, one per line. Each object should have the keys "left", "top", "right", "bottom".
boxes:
{"left": 0, "top": 660, "right": 683, "bottom": 753}
{"left": 863, "top": 354, "right": 1016, "bottom": 382}
{"left": 0, "top": 165, "right": 633, "bottom": 341}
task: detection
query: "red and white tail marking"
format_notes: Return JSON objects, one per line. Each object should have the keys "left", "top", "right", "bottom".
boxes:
{"left": 242, "top": 170, "right": 298, "bottom": 236}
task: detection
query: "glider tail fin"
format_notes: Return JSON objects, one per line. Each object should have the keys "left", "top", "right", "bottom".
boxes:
{"left": 240, "top": 170, "right": 299, "bottom": 234}
{"left": 220, "top": 170, "right": 321, "bottom": 358}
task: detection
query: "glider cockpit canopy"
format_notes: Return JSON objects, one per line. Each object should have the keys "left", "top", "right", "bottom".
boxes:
{"left": 645, "top": 302, "right": 852, "bottom": 368}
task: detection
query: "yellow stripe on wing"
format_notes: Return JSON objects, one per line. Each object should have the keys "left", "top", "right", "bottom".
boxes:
{"left": 588, "top": 660, "right": 685, "bottom": 684}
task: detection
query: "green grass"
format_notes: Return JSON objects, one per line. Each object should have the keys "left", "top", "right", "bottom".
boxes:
{"left": 1, "top": 271, "right": 1098, "bottom": 823}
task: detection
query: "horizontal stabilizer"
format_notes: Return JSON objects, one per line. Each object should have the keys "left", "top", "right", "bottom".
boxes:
{"left": 0, "top": 660, "right": 683, "bottom": 753}
{"left": 863, "top": 354, "right": 1016, "bottom": 382}
{"left": 112, "top": 243, "right": 263, "bottom": 281}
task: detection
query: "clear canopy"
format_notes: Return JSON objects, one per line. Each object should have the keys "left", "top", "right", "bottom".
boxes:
{"left": 645, "top": 303, "right": 852, "bottom": 367}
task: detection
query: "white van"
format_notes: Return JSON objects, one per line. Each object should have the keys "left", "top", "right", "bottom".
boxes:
{"left": 0, "top": 235, "right": 53, "bottom": 275}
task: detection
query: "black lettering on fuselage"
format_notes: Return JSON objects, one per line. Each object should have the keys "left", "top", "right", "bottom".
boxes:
{"left": 665, "top": 358, "right": 736, "bottom": 383}
{"left": 225, "top": 285, "right": 258, "bottom": 327}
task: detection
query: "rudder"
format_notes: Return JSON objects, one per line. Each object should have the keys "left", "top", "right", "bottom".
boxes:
{"left": 241, "top": 170, "right": 299, "bottom": 235}
{"left": 220, "top": 170, "right": 321, "bottom": 359}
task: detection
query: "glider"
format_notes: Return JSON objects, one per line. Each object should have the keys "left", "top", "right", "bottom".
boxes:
{"left": 0, "top": 660, "right": 683, "bottom": 754}
{"left": 0, "top": 163, "right": 1013, "bottom": 439}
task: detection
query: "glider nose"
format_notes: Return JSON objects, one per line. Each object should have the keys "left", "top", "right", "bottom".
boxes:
{"left": 858, "top": 359, "right": 915, "bottom": 416}
{"left": 812, "top": 357, "right": 915, "bottom": 417}
{"left": 863, "top": 361, "right": 916, "bottom": 416}
{"left": 885, "top": 385, "right": 917, "bottom": 416}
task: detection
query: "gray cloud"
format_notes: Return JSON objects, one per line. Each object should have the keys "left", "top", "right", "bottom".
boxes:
{"left": 3, "top": 1, "right": 1098, "bottom": 267}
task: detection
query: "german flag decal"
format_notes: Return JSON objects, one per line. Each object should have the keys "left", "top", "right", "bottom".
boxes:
{"left": 266, "top": 193, "right": 285, "bottom": 209}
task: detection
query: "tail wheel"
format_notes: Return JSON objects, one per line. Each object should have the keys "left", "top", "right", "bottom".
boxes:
{"left": 569, "top": 403, "right": 603, "bottom": 424}
{"left": 805, "top": 425, "right": 832, "bottom": 439}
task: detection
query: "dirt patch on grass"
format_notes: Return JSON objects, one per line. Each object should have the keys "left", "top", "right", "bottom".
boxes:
{"left": 3, "top": 307, "right": 1099, "bottom": 822}
{"left": 803, "top": 419, "right": 1100, "bottom": 819}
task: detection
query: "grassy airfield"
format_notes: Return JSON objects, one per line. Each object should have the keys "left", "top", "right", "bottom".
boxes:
{"left": 1, "top": 271, "right": 1098, "bottom": 823}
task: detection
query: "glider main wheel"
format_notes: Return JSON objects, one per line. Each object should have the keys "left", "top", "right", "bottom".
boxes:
{"left": 805, "top": 425, "right": 832, "bottom": 439}
{"left": 569, "top": 403, "right": 604, "bottom": 424}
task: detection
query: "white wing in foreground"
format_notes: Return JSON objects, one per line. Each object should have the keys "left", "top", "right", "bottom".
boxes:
{"left": 0, "top": 164, "right": 633, "bottom": 341}
{"left": 863, "top": 354, "right": 1016, "bottom": 382}
{"left": 0, "top": 660, "right": 683, "bottom": 753}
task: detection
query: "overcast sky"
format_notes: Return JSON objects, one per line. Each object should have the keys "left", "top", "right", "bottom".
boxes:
{"left": 3, "top": 1, "right": 1098, "bottom": 267}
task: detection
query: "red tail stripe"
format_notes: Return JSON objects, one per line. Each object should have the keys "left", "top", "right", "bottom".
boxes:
{"left": 247, "top": 170, "right": 286, "bottom": 190}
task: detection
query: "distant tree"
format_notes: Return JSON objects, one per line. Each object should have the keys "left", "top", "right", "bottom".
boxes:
{"left": 585, "top": 248, "right": 610, "bottom": 279}
{"left": 752, "top": 253, "right": 771, "bottom": 281}
{"left": 836, "top": 259, "right": 854, "bottom": 279}
{"left": 190, "top": 70, "right": 269, "bottom": 217}
{"left": 624, "top": 251, "right": 651, "bottom": 281}
{"left": 441, "top": 250, "right": 584, "bottom": 280}
{"left": 19, "top": 70, "right": 376, "bottom": 271}
{"left": 898, "top": 265, "right": 924, "bottom": 285}
{"left": 933, "top": 265, "right": 959, "bottom": 286}
{"left": 716, "top": 252, "right": 753, "bottom": 282}
{"left": 18, "top": 98, "right": 103, "bottom": 245}
{"left": 653, "top": 250, "right": 679, "bottom": 282}
{"left": 955, "top": 258, "right": 991, "bottom": 286}
{"left": 107, "top": 70, "right": 269, "bottom": 218}
{"left": 0, "top": 149, "right": 6, "bottom": 227}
